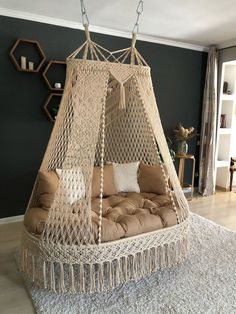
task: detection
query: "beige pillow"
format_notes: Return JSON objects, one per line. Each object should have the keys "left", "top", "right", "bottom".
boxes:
{"left": 113, "top": 162, "right": 140, "bottom": 193}
{"left": 56, "top": 168, "right": 85, "bottom": 204}
{"left": 92, "top": 164, "right": 117, "bottom": 198}
{"left": 138, "top": 163, "right": 167, "bottom": 195}
{"left": 37, "top": 170, "right": 59, "bottom": 210}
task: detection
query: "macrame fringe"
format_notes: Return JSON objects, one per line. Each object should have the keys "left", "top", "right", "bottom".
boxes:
{"left": 21, "top": 235, "right": 188, "bottom": 294}
{"left": 69, "top": 264, "right": 76, "bottom": 293}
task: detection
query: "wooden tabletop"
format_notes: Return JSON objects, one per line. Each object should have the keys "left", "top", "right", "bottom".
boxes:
{"left": 175, "top": 153, "right": 195, "bottom": 159}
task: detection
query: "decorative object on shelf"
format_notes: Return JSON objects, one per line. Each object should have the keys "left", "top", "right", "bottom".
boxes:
{"left": 220, "top": 114, "right": 227, "bottom": 128}
{"left": 10, "top": 38, "right": 46, "bottom": 72}
{"left": 20, "top": 56, "right": 26, "bottom": 70}
{"left": 42, "top": 60, "right": 66, "bottom": 91}
{"left": 178, "top": 140, "right": 188, "bottom": 155}
{"left": 223, "top": 81, "right": 228, "bottom": 94}
{"left": 173, "top": 124, "right": 197, "bottom": 156}
{"left": 51, "top": 105, "right": 59, "bottom": 120}
{"left": 54, "top": 82, "right": 61, "bottom": 89}
{"left": 43, "top": 93, "right": 62, "bottom": 122}
{"left": 28, "top": 61, "right": 34, "bottom": 71}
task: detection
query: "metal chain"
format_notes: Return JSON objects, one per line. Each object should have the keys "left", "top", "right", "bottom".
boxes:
{"left": 80, "top": 0, "right": 89, "bottom": 26}
{"left": 132, "top": 0, "right": 144, "bottom": 34}
{"left": 80, "top": 0, "right": 143, "bottom": 33}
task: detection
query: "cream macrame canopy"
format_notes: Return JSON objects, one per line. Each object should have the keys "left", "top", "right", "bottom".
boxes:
{"left": 21, "top": 4, "right": 189, "bottom": 293}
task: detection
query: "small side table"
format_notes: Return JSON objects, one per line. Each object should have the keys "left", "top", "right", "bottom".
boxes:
{"left": 176, "top": 154, "right": 196, "bottom": 200}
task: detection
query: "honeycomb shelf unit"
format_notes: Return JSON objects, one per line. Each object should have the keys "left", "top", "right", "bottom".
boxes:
{"left": 42, "top": 60, "right": 66, "bottom": 91}
{"left": 43, "top": 93, "right": 62, "bottom": 122}
{"left": 10, "top": 39, "right": 46, "bottom": 73}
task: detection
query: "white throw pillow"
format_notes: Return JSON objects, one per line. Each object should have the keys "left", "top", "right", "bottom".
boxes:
{"left": 56, "top": 168, "right": 85, "bottom": 204}
{"left": 113, "top": 162, "right": 140, "bottom": 193}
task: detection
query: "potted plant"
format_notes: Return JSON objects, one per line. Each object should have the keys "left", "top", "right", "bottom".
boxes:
{"left": 173, "top": 124, "right": 197, "bottom": 156}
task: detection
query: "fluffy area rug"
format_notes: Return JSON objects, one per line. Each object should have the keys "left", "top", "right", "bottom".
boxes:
{"left": 21, "top": 214, "right": 236, "bottom": 314}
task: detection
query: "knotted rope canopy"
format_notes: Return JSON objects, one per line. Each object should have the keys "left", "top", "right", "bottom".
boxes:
{"left": 21, "top": 1, "right": 190, "bottom": 293}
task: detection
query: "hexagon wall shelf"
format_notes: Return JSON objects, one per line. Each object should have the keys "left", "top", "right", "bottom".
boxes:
{"left": 10, "top": 39, "right": 46, "bottom": 73}
{"left": 43, "top": 60, "right": 66, "bottom": 91}
{"left": 43, "top": 93, "right": 62, "bottom": 122}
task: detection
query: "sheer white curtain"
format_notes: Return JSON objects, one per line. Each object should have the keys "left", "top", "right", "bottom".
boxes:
{"left": 198, "top": 47, "right": 218, "bottom": 196}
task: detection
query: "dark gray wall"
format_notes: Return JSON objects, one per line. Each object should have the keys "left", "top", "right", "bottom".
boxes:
{"left": 0, "top": 16, "right": 207, "bottom": 218}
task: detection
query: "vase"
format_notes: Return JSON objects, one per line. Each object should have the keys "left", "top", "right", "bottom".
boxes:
{"left": 178, "top": 141, "right": 188, "bottom": 155}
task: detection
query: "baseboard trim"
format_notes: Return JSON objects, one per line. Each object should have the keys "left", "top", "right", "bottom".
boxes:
{"left": 0, "top": 214, "right": 24, "bottom": 225}
{"left": 216, "top": 185, "right": 229, "bottom": 192}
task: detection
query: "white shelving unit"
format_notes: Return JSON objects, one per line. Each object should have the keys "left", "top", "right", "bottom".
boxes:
{"left": 215, "top": 61, "right": 236, "bottom": 190}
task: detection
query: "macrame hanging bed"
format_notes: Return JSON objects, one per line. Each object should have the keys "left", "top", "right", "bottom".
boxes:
{"left": 21, "top": 0, "right": 190, "bottom": 294}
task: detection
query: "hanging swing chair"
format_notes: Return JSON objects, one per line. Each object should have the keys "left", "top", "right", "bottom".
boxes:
{"left": 21, "top": 0, "right": 190, "bottom": 294}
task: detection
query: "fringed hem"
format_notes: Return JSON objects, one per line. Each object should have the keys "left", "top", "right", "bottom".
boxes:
{"left": 21, "top": 235, "right": 188, "bottom": 294}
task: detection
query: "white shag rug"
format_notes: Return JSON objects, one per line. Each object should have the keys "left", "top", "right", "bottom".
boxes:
{"left": 22, "top": 214, "right": 236, "bottom": 314}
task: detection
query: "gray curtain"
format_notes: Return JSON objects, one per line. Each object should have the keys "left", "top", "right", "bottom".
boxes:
{"left": 199, "top": 47, "right": 218, "bottom": 196}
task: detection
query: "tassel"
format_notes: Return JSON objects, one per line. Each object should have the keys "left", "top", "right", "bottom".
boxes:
{"left": 115, "top": 260, "right": 120, "bottom": 286}
{"left": 98, "top": 263, "right": 104, "bottom": 292}
{"left": 161, "top": 245, "right": 166, "bottom": 268}
{"left": 171, "top": 243, "right": 174, "bottom": 267}
{"left": 142, "top": 251, "right": 146, "bottom": 276}
{"left": 31, "top": 255, "right": 35, "bottom": 282}
{"left": 142, "top": 252, "right": 145, "bottom": 277}
{"left": 25, "top": 249, "right": 28, "bottom": 274}
{"left": 89, "top": 264, "right": 94, "bottom": 293}
{"left": 119, "top": 83, "right": 126, "bottom": 110}
{"left": 69, "top": 264, "right": 76, "bottom": 294}
{"left": 176, "top": 240, "right": 180, "bottom": 263}
{"left": 80, "top": 263, "right": 85, "bottom": 293}
{"left": 124, "top": 257, "right": 128, "bottom": 281}
{"left": 59, "top": 262, "right": 65, "bottom": 293}
{"left": 50, "top": 262, "right": 56, "bottom": 292}
{"left": 153, "top": 247, "right": 158, "bottom": 272}
{"left": 150, "top": 249, "right": 154, "bottom": 273}
{"left": 137, "top": 253, "right": 142, "bottom": 279}
{"left": 108, "top": 261, "right": 113, "bottom": 289}
{"left": 43, "top": 260, "right": 47, "bottom": 289}
{"left": 21, "top": 248, "right": 25, "bottom": 272}
{"left": 132, "top": 255, "right": 136, "bottom": 280}
{"left": 118, "top": 259, "right": 123, "bottom": 284}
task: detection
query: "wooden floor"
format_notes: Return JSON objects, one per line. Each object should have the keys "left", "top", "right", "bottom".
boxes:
{"left": 191, "top": 190, "right": 236, "bottom": 230}
{"left": 0, "top": 191, "right": 236, "bottom": 314}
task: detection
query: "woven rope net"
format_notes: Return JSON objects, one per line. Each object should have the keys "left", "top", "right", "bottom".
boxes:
{"left": 21, "top": 30, "right": 190, "bottom": 293}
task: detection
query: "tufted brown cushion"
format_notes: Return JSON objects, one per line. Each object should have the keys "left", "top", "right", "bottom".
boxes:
{"left": 158, "top": 206, "right": 179, "bottom": 227}
{"left": 92, "top": 211, "right": 125, "bottom": 242}
{"left": 138, "top": 163, "right": 167, "bottom": 195}
{"left": 92, "top": 164, "right": 117, "bottom": 198}
{"left": 117, "top": 212, "right": 164, "bottom": 237}
{"left": 24, "top": 192, "right": 179, "bottom": 242}
{"left": 37, "top": 170, "right": 59, "bottom": 210}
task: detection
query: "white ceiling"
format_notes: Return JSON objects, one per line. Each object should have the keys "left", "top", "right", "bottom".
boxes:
{"left": 1, "top": 0, "right": 236, "bottom": 48}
